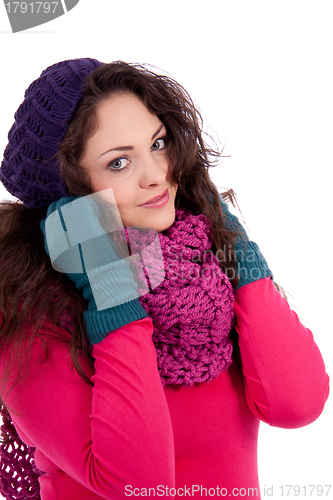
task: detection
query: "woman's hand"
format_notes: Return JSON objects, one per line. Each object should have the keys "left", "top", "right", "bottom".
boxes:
{"left": 40, "top": 194, "right": 148, "bottom": 344}
{"left": 220, "top": 196, "right": 273, "bottom": 289}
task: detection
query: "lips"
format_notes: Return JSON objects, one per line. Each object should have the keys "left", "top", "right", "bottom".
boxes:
{"left": 139, "top": 188, "right": 169, "bottom": 208}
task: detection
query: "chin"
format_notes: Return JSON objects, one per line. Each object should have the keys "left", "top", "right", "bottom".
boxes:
{"left": 149, "top": 212, "right": 176, "bottom": 233}
{"left": 141, "top": 207, "right": 176, "bottom": 233}
{"left": 120, "top": 205, "right": 176, "bottom": 233}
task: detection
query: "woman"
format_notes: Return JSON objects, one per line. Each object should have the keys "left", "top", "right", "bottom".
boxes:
{"left": 0, "top": 58, "right": 329, "bottom": 499}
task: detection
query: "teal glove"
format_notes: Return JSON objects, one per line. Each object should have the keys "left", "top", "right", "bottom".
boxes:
{"left": 40, "top": 195, "right": 148, "bottom": 344}
{"left": 220, "top": 196, "right": 273, "bottom": 289}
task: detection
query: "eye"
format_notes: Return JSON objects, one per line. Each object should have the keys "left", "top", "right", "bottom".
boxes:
{"left": 108, "top": 157, "right": 130, "bottom": 172}
{"left": 151, "top": 137, "right": 167, "bottom": 151}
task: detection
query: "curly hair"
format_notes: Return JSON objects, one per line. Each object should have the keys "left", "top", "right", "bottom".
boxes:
{"left": 0, "top": 61, "right": 241, "bottom": 392}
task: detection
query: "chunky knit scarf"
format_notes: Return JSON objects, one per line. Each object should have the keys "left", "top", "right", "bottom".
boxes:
{"left": 0, "top": 406, "right": 41, "bottom": 499}
{"left": 125, "top": 209, "right": 235, "bottom": 387}
{"left": 0, "top": 209, "right": 235, "bottom": 499}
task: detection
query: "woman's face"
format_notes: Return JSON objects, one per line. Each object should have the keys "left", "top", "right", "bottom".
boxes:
{"left": 80, "top": 92, "right": 178, "bottom": 232}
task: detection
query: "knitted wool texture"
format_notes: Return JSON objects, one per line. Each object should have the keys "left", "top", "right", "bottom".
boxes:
{"left": 0, "top": 209, "right": 235, "bottom": 497}
{"left": 0, "top": 406, "right": 41, "bottom": 499}
{"left": 0, "top": 58, "right": 103, "bottom": 209}
{"left": 125, "top": 209, "right": 235, "bottom": 387}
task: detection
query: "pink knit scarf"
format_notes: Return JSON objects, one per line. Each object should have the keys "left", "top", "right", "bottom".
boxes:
{"left": 0, "top": 209, "right": 235, "bottom": 500}
{"left": 124, "top": 209, "right": 235, "bottom": 387}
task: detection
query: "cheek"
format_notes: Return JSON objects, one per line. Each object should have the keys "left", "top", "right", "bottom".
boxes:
{"left": 110, "top": 184, "right": 131, "bottom": 206}
{"left": 113, "top": 194, "right": 136, "bottom": 219}
{"left": 166, "top": 149, "right": 176, "bottom": 173}
{"left": 170, "top": 183, "right": 178, "bottom": 200}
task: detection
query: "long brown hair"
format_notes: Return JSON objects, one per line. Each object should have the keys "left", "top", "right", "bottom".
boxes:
{"left": 0, "top": 61, "right": 241, "bottom": 391}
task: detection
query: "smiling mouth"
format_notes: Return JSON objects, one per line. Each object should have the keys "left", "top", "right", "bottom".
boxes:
{"left": 139, "top": 189, "right": 169, "bottom": 208}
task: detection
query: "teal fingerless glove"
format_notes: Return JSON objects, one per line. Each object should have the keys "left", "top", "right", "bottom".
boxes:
{"left": 40, "top": 195, "right": 148, "bottom": 344}
{"left": 220, "top": 196, "right": 273, "bottom": 289}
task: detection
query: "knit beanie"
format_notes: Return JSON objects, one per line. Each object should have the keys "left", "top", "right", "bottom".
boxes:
{"left": 0, "top": 58, "right": 104, "bottom": 209}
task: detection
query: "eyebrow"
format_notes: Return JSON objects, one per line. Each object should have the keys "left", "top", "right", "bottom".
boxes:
{"left": 98, "top": 124, "right": 165, "bottom": 158}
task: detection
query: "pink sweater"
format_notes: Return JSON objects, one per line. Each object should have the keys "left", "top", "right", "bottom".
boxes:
{"left": 0, "top": 278, "right": 329, "bottom": 499}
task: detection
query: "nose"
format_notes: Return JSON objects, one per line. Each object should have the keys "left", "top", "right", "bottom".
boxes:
{"left": 139, "top": 154, "right": 167, "bottom": 189}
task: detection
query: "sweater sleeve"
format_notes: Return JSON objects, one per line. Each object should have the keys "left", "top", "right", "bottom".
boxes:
{"left": 233, "top": 277, "right": 330, "bottom": 428}
{"left": 0, "top": 317, "right": 175, "bottom": 499}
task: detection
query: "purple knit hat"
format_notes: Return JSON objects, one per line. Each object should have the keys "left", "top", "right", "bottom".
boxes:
{"left": 0, "top": 58, "right": 104, "bottom": 209}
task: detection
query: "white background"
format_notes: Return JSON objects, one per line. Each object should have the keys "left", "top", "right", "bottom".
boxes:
{"left": 0, "top": 1, "right": 332, "bottom": 498}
